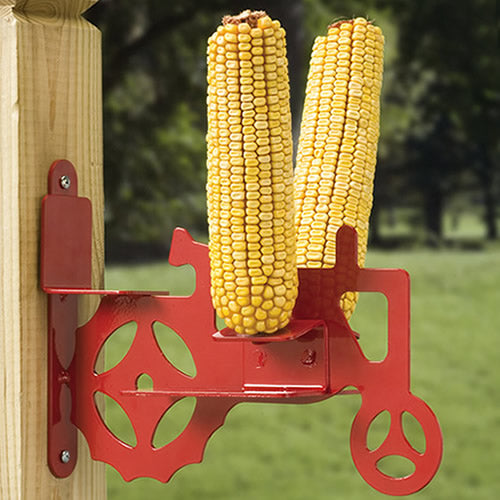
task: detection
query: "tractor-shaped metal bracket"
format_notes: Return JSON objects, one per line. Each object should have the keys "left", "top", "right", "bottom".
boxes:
{"left": 41, "top": 160, "right": 442, "bottom": 496}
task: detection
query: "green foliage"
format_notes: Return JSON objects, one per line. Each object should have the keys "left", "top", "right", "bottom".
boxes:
{"left": 105, "top": 247, "right": 500, "bottom": 499}
{"left": 387, "top": 0, "right": 499, "bottom": 240}
{"left": 87, "top": 0, "right": 310, "bottom": 256}
{"left": 86, "top": 0, "right": 499, "bottom": 257}
{"left": 87, "top": 1, "right": 227, "bottom": 253}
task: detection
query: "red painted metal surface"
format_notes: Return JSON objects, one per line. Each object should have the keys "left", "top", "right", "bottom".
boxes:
{"left": 41, "top": 159, "right": 92, "bottom": 477}
{"left": 41, "top": 161, "right": 443, "bottom": 495}
{"left": 293, "top": 228, "right": 443, "bottom": 495}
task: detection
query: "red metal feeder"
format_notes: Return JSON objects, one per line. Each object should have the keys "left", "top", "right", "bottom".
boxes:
{"left": 41, "top": 160, "right": 443, "bottom": 496}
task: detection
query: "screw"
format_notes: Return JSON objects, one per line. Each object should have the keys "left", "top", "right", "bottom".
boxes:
{"left": 60, "top": 450, "right": 71, "bottom": 464}
{"left": 59, "top": 175, "right": 71, "bottom": 190}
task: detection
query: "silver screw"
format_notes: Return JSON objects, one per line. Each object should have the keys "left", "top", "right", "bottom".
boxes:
{"left": 60, "top": 450, "right": 71, "bottom": 464}
{"left": 59, "top": 175, "right": 71, "bottom": 190}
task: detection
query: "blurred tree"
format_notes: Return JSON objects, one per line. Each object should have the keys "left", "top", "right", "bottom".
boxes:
{"left": 314, "top": 0, "right": 499, "bottom": 243}
{"left": 387, "top": 0, "right": 499, "bottom": 240}
{"left": 85, "top": 0, "right": 499, "bottom": 257}
{"left": 86, "top": 0, "right": 305, "bottom": 260}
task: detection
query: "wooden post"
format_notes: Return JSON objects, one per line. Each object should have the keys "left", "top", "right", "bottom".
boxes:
{"left": 0, "top": 0, "right": 106, "bottom": 498}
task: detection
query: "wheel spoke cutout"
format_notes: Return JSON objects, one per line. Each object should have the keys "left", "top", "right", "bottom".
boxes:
{"left": 152, "top": 397, "right": 197, "bottom": 449}
{"left": 94, "top": 391, "right": 137, "bottom": 447}
{"left": 95, "top": 321, "right": 137, "bottom": 374}
{"left": 153, "top": 321, "right": 196, "bottom": 377}
{"left": 367, "top": 410, "right": 391, "bottom": 451}
{"left": 377, "top": 455, "right": 416, "bottom": 479}
{"left": 402, "top": 411, "right": 426, "bottom": 453}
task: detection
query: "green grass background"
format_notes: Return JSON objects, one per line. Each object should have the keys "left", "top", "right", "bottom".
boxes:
{"left": 102, "top": 237, "right": 500, "bottom": 499}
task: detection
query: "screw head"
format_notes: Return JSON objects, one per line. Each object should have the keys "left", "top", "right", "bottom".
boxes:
{"left": 59, "top": 175, "right": 71, "bottom": 190}
{"left": 60, "top": 450, "right": 71, "bottom": 464}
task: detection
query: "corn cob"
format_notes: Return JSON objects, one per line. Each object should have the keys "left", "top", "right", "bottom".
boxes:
{"left": 206, "top": 10, "right": 298, "bottom": 335}
{"left": 294, "top": 17, "right": 384, "bottom": 318}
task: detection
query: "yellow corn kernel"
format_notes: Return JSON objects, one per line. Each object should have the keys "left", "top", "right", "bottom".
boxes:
{"left": 295, "top": 17, "right": 384, "bottom": 319}
{"left": 207, "top": 10, "right": 298, "bottom": 334}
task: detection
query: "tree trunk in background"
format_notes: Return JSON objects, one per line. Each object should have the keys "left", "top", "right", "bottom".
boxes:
{"left": 424, "top": 186, "right": 444, "bottom": 244}
{"left": 369, "top": 175, "right": 382, "bottom": 246}
{"left": 482, "top": 172, "right": 498, "bottom": 240}
{"left": 369, "top": 202, "right": 382, "bottom": 246}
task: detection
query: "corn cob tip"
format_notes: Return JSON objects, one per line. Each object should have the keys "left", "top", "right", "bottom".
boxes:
{"left": 222, "top": 10, "right": 267, "bottom": 28}
{"left": 328, "top": 17, "right": 377, "bottom": 30}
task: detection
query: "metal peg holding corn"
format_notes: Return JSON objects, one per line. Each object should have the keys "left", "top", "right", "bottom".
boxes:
{"left": 294, "top": 17, "right": 384, "bottom": 319}
{"left": 206, "top": 11, "right": 298, "bottom": 335}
